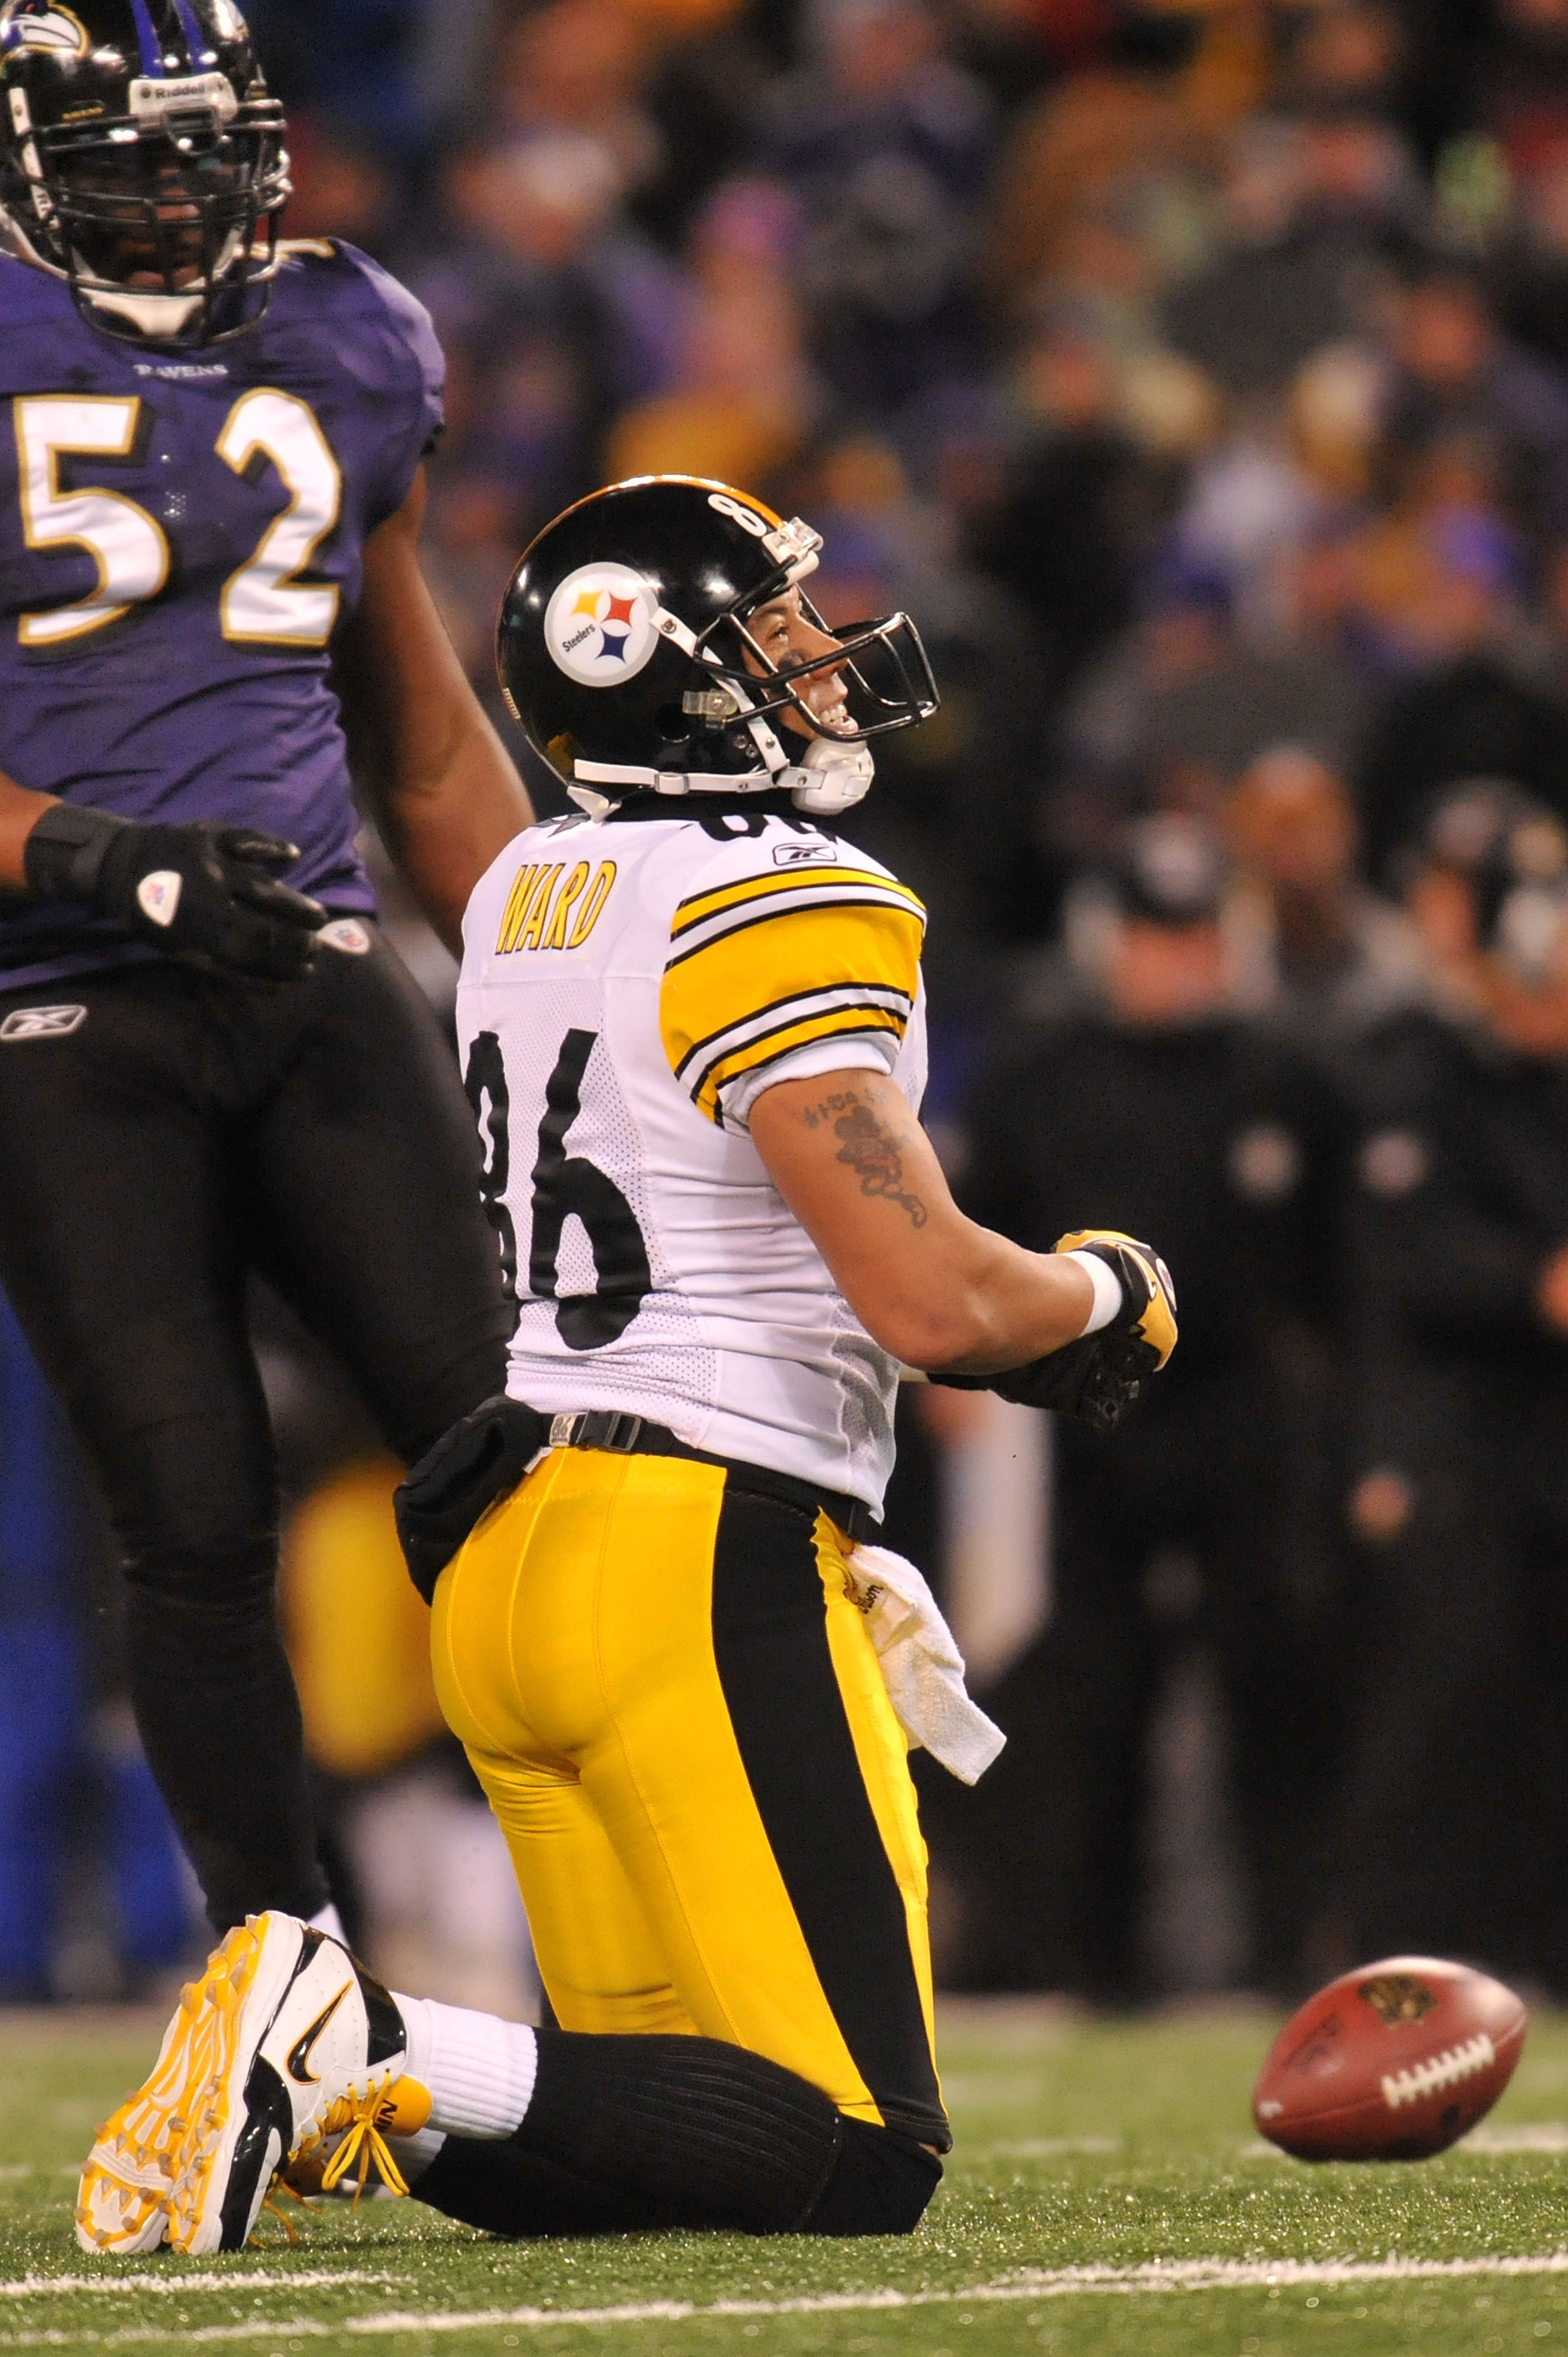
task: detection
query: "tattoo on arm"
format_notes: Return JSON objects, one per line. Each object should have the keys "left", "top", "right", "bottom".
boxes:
{"left": 801, "top": 1087, "right": 928, "bottom": 1228}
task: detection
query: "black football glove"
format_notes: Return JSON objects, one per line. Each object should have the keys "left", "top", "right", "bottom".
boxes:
{"left": 23, "top": 805, "right": 327, "bottom": 982}
{"left": 932, "top": 1230, "right": 1178, "bottom": 1435}
{"left": 394, "top": 1394, "right": 551, "bottom": 1604}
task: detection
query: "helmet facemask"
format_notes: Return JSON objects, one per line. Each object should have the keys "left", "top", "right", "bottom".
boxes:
{"left": 2, "top": 77, "right": 288, "bottom": 344}
{"left": 663, "top": 594, "right": 936, "bottom": 816}
{"left": 497, "top": 476, "right": 941, "bottom": 814}
{"left": 699, "top": 594, "right": 938, "bottom": 748}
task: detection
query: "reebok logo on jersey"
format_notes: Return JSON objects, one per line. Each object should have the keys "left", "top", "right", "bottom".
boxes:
{"left": 136, "top": 871, "right": 182, "bottom": 928}
{"left": 772, "top": 842, "right": 839, "bottom": 867}
{"left": 0, "top": 1003, "right": 86, "bottom": 1042}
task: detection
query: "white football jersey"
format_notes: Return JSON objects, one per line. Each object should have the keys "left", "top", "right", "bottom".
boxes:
{"left": 456, "top": 802, "right": 929, "bottom": 1512}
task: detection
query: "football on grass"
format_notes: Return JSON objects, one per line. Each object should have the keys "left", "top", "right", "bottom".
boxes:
{"left": 1252, "top": 1955, "right": 1526, "bottom": 2160}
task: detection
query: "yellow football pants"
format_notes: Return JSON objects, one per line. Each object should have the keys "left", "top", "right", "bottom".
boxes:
{"left": 430, "top": 1444, "right": 947, "bottom": 2146}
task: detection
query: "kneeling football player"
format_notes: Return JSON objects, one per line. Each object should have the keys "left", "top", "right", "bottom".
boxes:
{"left": 79, "top": 478, "right": 1178, "bottom": 2252}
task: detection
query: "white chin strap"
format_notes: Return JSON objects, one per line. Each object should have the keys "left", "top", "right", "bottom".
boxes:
{"left": 570, "top": 738, "right": 874, "bottom": 817}
{"left": 779, "top": 737, "right": 876, "bottom": 813}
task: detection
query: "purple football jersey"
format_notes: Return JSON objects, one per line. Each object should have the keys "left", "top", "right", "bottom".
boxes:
{"left": 0, "top": 239, "right": 443, "bottom": 987}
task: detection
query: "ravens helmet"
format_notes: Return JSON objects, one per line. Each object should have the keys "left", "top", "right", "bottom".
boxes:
{"left": 496, "top": 475, "right": 939, "bottom": 817}
{"left": 0, "top": 0, "right": 288, "bottom": 345}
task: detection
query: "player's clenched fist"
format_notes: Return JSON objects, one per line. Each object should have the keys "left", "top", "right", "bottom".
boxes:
{"left": 1055, "top": 1228, "right": 1178, "bottom": 1370}
{"left": 24, "top": 807, "right": 327, "bottom": 983}
{"left": 934, "top": 1228, "right": 1178, "bottom": 1434}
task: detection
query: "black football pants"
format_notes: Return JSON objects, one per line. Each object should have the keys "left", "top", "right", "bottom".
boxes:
{"left": 0, "top": 939, "right": 511, "bottom": 1933}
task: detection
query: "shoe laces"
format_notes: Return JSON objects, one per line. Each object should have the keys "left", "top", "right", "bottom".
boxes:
{"left": 292, "top": 2088, "right": 409, "bottom": 2207}
{"left": 256, "top": 2181, "right": 310, "bottom": 2245}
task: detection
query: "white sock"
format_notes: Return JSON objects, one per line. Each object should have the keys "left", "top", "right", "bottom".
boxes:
{"left": 1065, "top": 1248, "right": 1122, "bottom": 1336}
{"left": 385, "top": 2124, "right": 447, "bottom": 2184}
{"left": 393, "top": 1994, "right": 538, "bottom": 2140}
{"left": 307, "top": 1902, "right": 347, "bottom": 1943}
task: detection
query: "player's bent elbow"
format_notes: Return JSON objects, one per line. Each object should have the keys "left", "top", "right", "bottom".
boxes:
{"left": 837, "top": 1265, "right": 1000, "bottom": 1368}
{"left": 857, "top": 1299, "right": 1007, "bottom": 1373}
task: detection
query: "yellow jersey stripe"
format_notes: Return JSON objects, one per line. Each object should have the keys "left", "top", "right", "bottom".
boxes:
{"left": 690, "top": 1007, "right": 908, "bottom": 1123}
{"left": 671, "top": 865, "right": 926, "bottom": 940}
{"left": 682, "top": 998, "right": 911, "bottom": 1106}
{"left": 672, "top": 978, "right": 915, "bottom": 1083}
{"left": 661, "top": 896, "right": 924, "bottom": 1123}
{"left": 665, "top": 892, "right": 925, "bottom": 975}
{"left": 674, "top": 862, "right": 918, "bottom": 918}
{"left": 663, "top": 901, "right": 924, "bottom": 1021}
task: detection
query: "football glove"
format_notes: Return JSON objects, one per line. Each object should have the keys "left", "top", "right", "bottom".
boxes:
{"left": 931, "top": 1229, "right": 1178, "bottom": 1435}
{"left": 394, "top": 1394, "right": 550, "bottom": 1603}
{"left": 23, "top": 805, "right": 327, "bottom": 982}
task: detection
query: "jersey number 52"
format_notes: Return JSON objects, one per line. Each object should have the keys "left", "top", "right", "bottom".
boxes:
{"left": 13, "top": 390, "right": 341, "bottom": 649}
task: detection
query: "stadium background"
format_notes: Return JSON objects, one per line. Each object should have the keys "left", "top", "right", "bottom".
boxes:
{"left": 4, "top": 0, "right": 1567, "bottom": 2019}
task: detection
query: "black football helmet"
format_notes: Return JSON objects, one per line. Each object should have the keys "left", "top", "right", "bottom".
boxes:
{"left": 0, "top": 0, "right": 288, "bottom": 345}
{"left": 495, "top": 475, "right": 939, "bottom": 817}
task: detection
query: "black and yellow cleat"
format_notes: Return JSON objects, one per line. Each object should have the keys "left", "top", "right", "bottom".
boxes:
{"left": 80, "top": 1911, "right": 409, "bottom": 2258}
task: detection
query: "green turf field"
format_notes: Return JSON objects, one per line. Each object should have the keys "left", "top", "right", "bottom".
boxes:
{"left": 6, "top": 1998, "right": 1568, "bottom": 2355}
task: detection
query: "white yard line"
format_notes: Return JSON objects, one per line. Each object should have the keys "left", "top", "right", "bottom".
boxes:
{"left": 1, "top": 2273, "right": 394, "bottom": 2301}
{"left": 8, "top": 2252, "right": 1568, "bottom": 2343}
{"left": 981, "top": 2138, "right": 1121, "bottom": 2158}
{"left": 1465, "top": 2124, "right": 1568, "bottom": 2153}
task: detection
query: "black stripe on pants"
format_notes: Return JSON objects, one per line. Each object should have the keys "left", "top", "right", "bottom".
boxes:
{"left": 709, "top": 1481, "right": 948, "bottom": 2150}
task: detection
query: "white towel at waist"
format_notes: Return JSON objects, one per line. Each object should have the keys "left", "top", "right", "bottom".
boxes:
{"left": 844, "top": 1542, "right": 1005, "bottom": 1785}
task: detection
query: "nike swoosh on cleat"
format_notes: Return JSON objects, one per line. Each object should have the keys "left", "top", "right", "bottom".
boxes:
{"left": 218, "top": 2058, "right": 293, "bottom": 2253}
{"left": 286, "top": 1985, "right": 352, "bottom": 2086}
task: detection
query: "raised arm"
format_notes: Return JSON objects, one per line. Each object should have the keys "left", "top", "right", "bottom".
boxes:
{"left": 748, "top": 1067, "right": 1096, "bottom": 1373}
{"left": 334, "top": 466, "right": 534, "bottom": 954}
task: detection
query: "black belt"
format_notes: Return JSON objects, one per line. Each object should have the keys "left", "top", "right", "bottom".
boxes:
{"left": 395, "top": 1394, "right": 879, "bottom": 1604}
{"left": 545, "top": 1408, "right": 881, "bottom": 1547}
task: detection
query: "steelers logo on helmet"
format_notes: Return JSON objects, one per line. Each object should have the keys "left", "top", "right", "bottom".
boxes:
{"left": 544, "top": 563, "right": 660, "bottom": 688}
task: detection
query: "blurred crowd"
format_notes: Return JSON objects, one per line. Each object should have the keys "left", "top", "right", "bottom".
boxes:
{"left": 13, "top": 0, "right": 1568, "bottom": 2009}
{"left": 253, "top": 0, "right": 1568, "bottom": 967}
